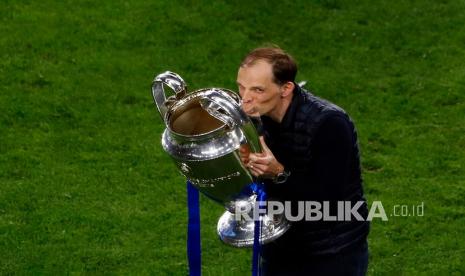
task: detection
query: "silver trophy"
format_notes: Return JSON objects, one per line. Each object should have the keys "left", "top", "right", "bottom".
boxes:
{"left": 152, "top": 71, "right": 290, "bottom": 247}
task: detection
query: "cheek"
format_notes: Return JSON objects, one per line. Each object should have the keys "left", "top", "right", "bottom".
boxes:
{"left": 256, "top": 93, "right": 276, "bottom": 105}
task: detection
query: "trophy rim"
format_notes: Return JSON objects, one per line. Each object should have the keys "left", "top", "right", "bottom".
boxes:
{"left": 165, "top": 88, "right": 239, "bottom": 139}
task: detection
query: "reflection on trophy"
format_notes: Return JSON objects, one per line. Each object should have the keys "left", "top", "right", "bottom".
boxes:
{"left": 152, "top": 71, "right": 290, "bottom": 247}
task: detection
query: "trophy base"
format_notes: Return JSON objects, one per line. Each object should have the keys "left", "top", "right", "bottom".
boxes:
{"left": 217, "top": 209, "right": 291, "bottom": 247}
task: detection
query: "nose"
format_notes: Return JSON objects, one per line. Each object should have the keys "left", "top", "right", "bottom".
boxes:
{"left": 240, "top": 89, "right": 257, "bottom": 115}
{"left": 241, "top": 89, "right": 253, "bottom": 103}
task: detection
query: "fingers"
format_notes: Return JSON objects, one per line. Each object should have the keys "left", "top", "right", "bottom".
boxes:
{"left": 241, "top": 139, "right": 275, "bottom": 178}
{"left": 248, "top": 162, "right": 267, "bottom": 172}
{"left": 239, "top": 145, "right": 249, "bottom": 154}
{"left": 249, "top": 154, "right": 270, "bottom": 165}
{"left": 247, "top": 154, "right": 278, "bottom": 179}
{"left": 248, "top": 158, "right": 271, "bottom": 177}
{"left": 247, "top": 163, "right": 264, "bottom": 177}
{"left": 259, "top": 136, "right": 271, "bottom": 152}
{"left": 239, "top": 145, "right": 250, "bottom": 164}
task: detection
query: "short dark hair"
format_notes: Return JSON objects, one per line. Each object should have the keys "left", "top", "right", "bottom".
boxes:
{"left": 240, "top": 46, "right": 297, "bottom": 85}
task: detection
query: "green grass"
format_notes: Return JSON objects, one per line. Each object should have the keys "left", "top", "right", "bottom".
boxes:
{"left": 1, "top": 0, "right": 465, "bottom": 274}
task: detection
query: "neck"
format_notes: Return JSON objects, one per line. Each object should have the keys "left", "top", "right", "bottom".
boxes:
{"left": 268, "top": 96, "right": 293, "bottom": 123}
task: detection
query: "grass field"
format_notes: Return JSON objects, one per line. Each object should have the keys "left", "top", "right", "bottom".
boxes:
{"left": 1, "top": 0, "right": 465, "bottom": 274}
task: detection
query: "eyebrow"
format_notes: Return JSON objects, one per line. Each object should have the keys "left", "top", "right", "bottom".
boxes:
{"left": 236, "top": 82, "right": 265, "bottom": 90}
{"left": 252, "top": 86, "right": 265, "bottom": 90}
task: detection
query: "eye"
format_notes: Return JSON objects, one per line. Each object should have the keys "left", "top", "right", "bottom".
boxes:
{"left": 254, "top": 88, "right": 265, "bottom": 93}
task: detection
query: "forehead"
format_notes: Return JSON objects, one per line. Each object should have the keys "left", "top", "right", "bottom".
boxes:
{"left": 237, "top": 60, "right": 274, "bottom": 84}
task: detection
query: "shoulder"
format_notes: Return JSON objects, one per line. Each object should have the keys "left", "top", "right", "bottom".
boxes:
{"left": 297, "top": 90, "right": 353, "bottom": 130}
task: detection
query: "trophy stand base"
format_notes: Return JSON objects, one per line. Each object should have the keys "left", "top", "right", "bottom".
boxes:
{"left": 217, "top": 209, "right": 291, "bottom": 248}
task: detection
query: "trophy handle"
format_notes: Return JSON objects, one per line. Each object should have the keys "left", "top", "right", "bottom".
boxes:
{"left": 199, "top": 89, "right": 262, "bottom": 153}
{"left": 152, "top": 71, "right": 187, "bottom": 120}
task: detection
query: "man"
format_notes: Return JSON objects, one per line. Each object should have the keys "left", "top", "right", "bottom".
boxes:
{"left": 237, "top": 47, "right": 370, "bottom": 275}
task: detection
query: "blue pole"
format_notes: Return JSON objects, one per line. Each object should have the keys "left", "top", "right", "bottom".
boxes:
{"left": 187, "top": 181, "right": 201, "bottom": 276}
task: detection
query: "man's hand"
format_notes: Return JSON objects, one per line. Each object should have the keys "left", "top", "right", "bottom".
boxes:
{"left": 240, "top": 137, "right": 284, "bottom": 179}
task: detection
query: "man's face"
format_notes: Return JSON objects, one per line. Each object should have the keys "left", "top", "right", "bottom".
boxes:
{"left": 236, "top": 60, "right": 282, "bottom": 117}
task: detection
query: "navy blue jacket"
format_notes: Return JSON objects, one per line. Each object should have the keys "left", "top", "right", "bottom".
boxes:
{"left": 260, "top": 85, "right": 370, "bottom": 261}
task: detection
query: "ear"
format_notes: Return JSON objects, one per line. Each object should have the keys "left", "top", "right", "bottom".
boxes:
{"left": 281, "top": 81, "right": 295, "bottom": 98}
